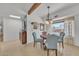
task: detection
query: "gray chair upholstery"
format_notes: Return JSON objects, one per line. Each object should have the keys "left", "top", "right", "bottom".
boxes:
{"left": 45, "top": 34, "right": 60, "bottom": 56}
{"left": 32, "top": 32, "right": 43, "bottom": 48}
{"left": 58, "top": 32, "right": 65, "bottom": 48}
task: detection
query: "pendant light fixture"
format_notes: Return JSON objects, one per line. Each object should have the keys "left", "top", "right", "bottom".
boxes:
{"left": 45, "top": 6, "right": 52, "bottom": 24}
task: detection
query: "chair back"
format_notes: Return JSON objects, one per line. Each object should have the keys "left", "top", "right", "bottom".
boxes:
{"left": 60, "top": 32, "right": 65, "bottom": 41}
{"left": 32, "top": 32, "right": 37, "bottom": 41}
{"left": 46, "top": 34, "right": 60, "bottom": 49}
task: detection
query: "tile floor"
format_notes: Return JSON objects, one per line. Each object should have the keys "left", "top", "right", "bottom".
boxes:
{"left": 0, "top": 40, "right": 79, "bottom": 56}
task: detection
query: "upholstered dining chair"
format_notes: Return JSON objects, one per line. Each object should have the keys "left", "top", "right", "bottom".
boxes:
{"left": 32, "top": 32, "right": 43, "bottom": 48}
{"left": 45, "top": 34, "right": 60, "bottom": 56}
{"left": 58, "top": 32, "right": 65, "bottom": 48}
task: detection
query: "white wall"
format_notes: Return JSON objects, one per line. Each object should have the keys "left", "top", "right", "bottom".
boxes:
{"left": 74, "top": 15, "right": 79, "bottom": 46}
{"left": 27, "top": 16, "right": 33, "bottom": 44}
{"left": 3, "top": 18, "right": 22, "bottom": 42}
{"left": 27, "top": 15, "right": 43, "bottom": 44}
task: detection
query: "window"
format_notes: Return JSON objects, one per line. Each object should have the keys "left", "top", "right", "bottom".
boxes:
{"left": 51, "top": 22, "right": 64, "bottom": 32}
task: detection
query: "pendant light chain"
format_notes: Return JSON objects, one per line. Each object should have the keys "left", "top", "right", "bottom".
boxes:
{"left": 47, "top": 6, "right": 50, "bottom": 20}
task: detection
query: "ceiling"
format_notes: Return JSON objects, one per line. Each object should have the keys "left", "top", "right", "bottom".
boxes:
{"left": 0, "top": 3, "right": 33, "bottom": 19}
{"left": 31, "top": 3, "right": 77, "bottom": 19}
{"left": 0, "top": 3, "right": 78, "bottom": 20}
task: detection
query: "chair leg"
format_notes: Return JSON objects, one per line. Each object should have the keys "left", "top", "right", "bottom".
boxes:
{"left": 55, "top": 49, "right": 57, "bottom": 56}
{"left": 33, "top": 42, "right": 35, "bottom": 47}
{"left": 47, "top": 49, "right": 49, "bottom": 56}
{"left": 62, "top": 42, "right": 64, "bottom": 48}
{"left": 41, "top": 40, "right": 45, "bottom": 49}
{"left": 40, "top": 42, "right": 42, "bottom": 48}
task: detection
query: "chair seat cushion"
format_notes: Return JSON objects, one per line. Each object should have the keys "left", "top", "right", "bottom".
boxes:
{"left": 58, "top": 38, "right": 63, "bottom": 42}
{"left": 35, "top": 39, "right": 42, "bottom": 42}
{"left": 45, "top": 43, "right": 57, "bottom": 49}
{"left": 58, "top": 40, "right": 62, "bottom": 42}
